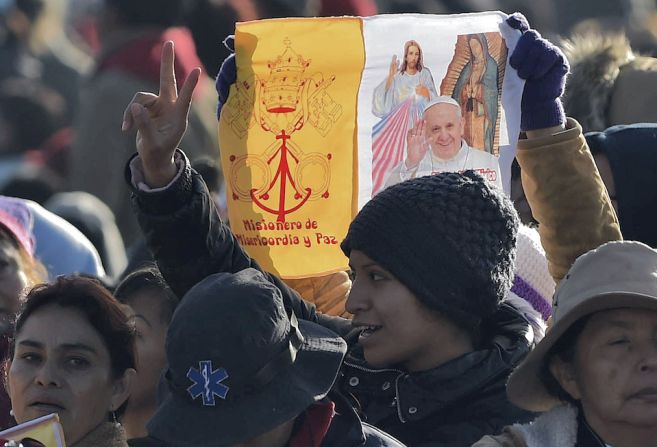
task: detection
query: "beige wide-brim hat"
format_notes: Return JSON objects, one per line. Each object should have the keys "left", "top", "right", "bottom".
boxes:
{"left": 507, "top": 241, "right": 657, "bottom": 412}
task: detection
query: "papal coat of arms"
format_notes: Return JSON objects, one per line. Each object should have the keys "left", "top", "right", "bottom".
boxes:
{"left": 223, "top": 38, "right": 343, "bottom": 222}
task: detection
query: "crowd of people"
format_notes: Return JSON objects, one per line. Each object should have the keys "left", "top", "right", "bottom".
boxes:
{"left": 0, "top": 0, "right": 655, "bottom": 446}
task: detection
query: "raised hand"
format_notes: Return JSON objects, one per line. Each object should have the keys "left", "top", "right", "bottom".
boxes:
{"left": 122, "top": 41, "right": 201, "bottom": 188}
{"left": 405, "top": 119, "right": 428, "bottom": 169}
{"left": 506, "top": 12, "right": 568, "bottom": 131}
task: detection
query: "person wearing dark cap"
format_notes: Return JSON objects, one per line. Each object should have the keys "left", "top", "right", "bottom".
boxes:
{"left": 144, "top": 268, "right": 403, "bottom": 447}
{"left": 122, "top": 15, "right": 621, "bottom": 447}
{"left": 585, "top": 124, "right": 657, "bottom": 249}
{"left": 474, "top": 241, "right": 657, "bottom": 447}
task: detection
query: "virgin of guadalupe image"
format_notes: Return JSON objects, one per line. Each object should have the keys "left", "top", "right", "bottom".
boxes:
{"left": 441, "top": 32, "right": 507, "bottom": 156}
{"left": 370, "top": 40, "right": 438, "bottom": 195}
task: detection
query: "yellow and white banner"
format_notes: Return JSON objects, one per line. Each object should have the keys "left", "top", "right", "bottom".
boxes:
{"left": 219, "top": 17, "right": 363, "bottom": 278}
{"left": 218, "top": 12, "right": 523, "bottom": 278}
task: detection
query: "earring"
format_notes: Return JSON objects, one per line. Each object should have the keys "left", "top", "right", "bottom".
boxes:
{"left": 111, "top": 410, "right": 120, "bottom": 427}
{"left": 8, "top": 409, "right": 13, "bottom": 417}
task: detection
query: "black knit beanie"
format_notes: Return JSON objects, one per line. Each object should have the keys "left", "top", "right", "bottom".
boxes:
{"left": 341, "top": 171, "right": 519, "bottom": 335}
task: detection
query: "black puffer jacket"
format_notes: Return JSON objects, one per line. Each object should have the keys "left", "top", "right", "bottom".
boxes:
{"left": 127, "top": 151, "right": 534, "bottom": 446}
{"left": 339, "top": 305, "right": 534, "bottom": 446}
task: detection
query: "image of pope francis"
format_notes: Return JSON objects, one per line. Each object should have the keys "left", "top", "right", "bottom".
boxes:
{"left": 384, "top": 96, "right": 502, "bottom": 190}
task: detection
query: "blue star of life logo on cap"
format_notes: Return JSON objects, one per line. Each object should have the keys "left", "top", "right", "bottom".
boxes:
{"left": 186, "top": 360, "right": 229, "bottom": 406}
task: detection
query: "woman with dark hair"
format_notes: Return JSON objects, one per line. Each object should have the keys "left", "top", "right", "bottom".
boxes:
{"left": 7, "top": 276, "right": 136, "bottom": 446}
{"left": 114, "top": 265, "right": 178, "bottom": 442}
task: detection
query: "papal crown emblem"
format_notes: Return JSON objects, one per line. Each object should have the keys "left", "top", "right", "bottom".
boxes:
{"left": 263, "top": 38, "right": 310, "bottom": 113}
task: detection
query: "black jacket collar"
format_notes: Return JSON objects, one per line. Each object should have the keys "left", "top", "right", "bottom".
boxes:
{"left": 341, "top": 302, "right": 533, "bottom": 424}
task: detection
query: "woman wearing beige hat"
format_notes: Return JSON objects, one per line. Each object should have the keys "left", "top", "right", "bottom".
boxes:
{"left": 474, "top": 240, "right": 657, "bottom": 447}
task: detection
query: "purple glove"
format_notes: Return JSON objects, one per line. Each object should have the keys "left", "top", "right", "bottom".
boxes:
{"left": 215, "top": 35, "right": 236, "bottom": 119}
{"left": 507, "top": 13, "right": 569, "bottom": 131}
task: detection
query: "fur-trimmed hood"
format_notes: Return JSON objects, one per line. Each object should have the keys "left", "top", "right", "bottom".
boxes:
{"left": 473, "top": 405, "right": 579, "bottom": 447}
{"left": 512, "top": 405, "right": 579, "bottom": 447}
{"left": 561, "top": 34, "right": 634, "bottom": 132}
{"left": 562, "top": 33, "right": 657, "bottom": 132}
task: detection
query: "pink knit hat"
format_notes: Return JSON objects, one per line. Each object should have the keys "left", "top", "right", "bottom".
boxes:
{"left": 0, "top": 196, "right": 35, "bottom": 256}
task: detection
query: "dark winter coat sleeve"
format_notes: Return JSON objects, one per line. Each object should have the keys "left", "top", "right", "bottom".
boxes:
{"left": 126, "top": 151, "right": 352, "bottom": 336}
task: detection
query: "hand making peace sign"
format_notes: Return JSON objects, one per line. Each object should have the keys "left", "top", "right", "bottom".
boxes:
{"left": 122, "top": 41, "right": 201, "bottom": 188}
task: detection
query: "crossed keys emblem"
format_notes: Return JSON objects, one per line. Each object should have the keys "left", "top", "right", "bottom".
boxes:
{"left": 223, "top": 38, "right": 342, "bottom": 222}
